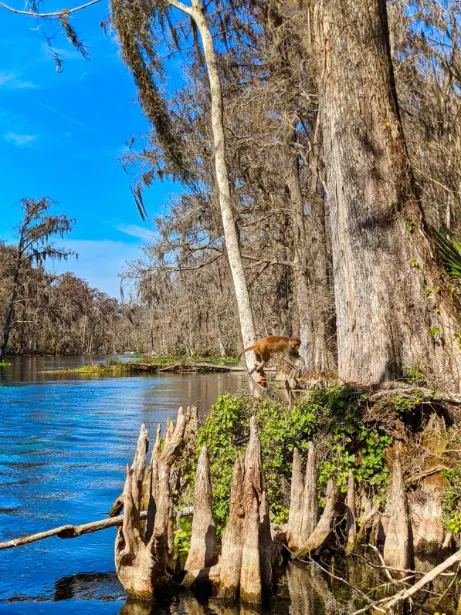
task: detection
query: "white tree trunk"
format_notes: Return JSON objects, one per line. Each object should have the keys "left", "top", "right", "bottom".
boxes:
{"left": 168, "top": 0, "right": 258, "bottom": 379}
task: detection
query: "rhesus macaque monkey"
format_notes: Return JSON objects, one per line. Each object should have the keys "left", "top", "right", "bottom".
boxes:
{"left": 238, "top": 336, "right": 302, "bottom": 375}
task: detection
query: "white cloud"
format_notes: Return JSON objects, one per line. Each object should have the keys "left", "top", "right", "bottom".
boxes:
{"left": 0, "top": 72, "right": 38, "bottom": 90}
{"left": 117, "top": 224, "right": 159, "bottom": 242}
{"left": 48, "top": 239, "right": 142, "bottom": 299}
{"left": 42, "top": 44, "right": 82, "bottom": 61}
{"left": 4, "top": 132, "right": 38, "bottom": 146}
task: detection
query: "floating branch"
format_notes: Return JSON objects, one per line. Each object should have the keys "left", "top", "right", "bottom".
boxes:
{"left": 0, "top": 512, "right": 147, "bottom": 551}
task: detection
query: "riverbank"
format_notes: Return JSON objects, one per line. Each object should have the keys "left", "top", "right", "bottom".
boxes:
{"left": 39, "top": 356, "right": 243, "bottom": 375}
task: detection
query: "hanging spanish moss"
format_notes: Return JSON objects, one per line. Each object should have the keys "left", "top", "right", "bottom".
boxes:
{"left": 110, "top": 0, "right": 190, "bottom": 183}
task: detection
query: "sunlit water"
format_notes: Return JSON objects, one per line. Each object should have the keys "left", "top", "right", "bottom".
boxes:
{"left": 0, "top": 356, "right": 247, "bottom": 614}
{"left": 0, "top": 357, "right": 457, "bottom": 615}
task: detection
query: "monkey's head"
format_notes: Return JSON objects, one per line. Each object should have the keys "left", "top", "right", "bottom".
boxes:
{"left": 289, "top": 337, "right": 301, "bottom": 351}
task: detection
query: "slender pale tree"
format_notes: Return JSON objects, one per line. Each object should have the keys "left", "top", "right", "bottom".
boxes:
{"left": 0, "top": 198, "right": 75, "bottom": 361}
{"left": 111, "top": 0, "right": 259, "bottom": 378}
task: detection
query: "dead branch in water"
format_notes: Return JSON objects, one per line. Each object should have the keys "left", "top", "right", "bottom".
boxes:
{"left": 349, "top": 549, "right": 461, "bottom": 614}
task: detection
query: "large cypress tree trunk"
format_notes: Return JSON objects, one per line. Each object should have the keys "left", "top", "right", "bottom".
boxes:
{"left": 309, "top": 0, "right": 461, "bottom": 388}
{"left": 285, "top": 139, "right": 335, "bottom": 374}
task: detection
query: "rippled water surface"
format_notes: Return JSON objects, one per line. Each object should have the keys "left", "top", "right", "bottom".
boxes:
{"left": 1, "top": 357, "right": 458, "bottom": 615}
{"left": 0, "top": 356, "right": 247, "bottom": 613}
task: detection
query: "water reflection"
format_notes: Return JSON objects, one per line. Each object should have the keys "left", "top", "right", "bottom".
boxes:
{"left": 54, "top": 572, "right": 121, "bottom": 602}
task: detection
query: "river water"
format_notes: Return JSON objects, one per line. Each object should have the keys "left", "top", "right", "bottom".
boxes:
{"left": 0, "top": 357, "right": 457, "bottom": 614}
{"left": 0, "top": 356, "right": 248, "bottom": 614}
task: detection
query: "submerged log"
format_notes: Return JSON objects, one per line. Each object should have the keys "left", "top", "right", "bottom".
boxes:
{"left": 346, "top": 470, "right": 357, "bottom": 554}
{"left": 114, "top": 407, "right": 188, "bottom": 600}
{"left": 217, "top": 457, "right": 245, "bottom": 600}
{"left": 383, "top": 448, "right": 412, "bottom": 571}
{"left": 183, "top": 446, "right": 217, "bottom": 586}
{"left": 295, "top": 479, "right": 337, "bottom": 557}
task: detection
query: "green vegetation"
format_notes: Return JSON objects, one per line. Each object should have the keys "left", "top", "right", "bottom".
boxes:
{"left": 432, "top": 227, "right": 461, "bottom": 285}
{"left": 40, "top": 355, "right": 240, "bottom": 375}
{"left": 40, "top": 359, "right": 131, "bottom": 375}
{"left": 403, "top": 365, "right": 426, "bottom": 386}
{"left": 443, "top": 464, "right": 461, "bottom": 534}
{"left": 174, "top": 387, "right": 393, "bottom": 553}
{"left": 136, "top": 354, "right": 239, "bottom": 365}
{"left": 0, "top": 361, "right": 11, "bottom": 367}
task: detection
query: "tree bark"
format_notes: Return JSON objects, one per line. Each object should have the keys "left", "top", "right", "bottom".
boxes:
{"left": 218, "top": 456, "right": 245, "bottom": 600}
{"left": 309, "top": 0, "right": 461, "bottom": 388}
{"left": 285, "top": 131, "right": 335, "bottom": 374}
{"left": 183, "top": 445, "right": 217, "bottom": 586}
{"left": 383, "top": 449, "right": 412, "bottom": 571}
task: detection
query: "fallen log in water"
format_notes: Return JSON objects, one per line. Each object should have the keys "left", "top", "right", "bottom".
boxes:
{"left": 0, "top": 512, "right": 148, "bottom": 551}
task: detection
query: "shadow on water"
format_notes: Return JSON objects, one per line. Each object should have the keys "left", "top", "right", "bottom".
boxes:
{"left": 53, "top": 572, "right": 122, "bottom": 602}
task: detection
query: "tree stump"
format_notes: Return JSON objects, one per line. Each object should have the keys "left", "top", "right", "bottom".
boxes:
{"left": 300, "top": 441, "right": 318, "bottom": 541}
{"left": 240, "top": 416, "right": 273, "bottom": 603}
{"left": 287, "top": 448, "right": 304, "bottom": 550}
{"left": 383, "top": 448, "right": 413, "bottom": 571}
{"left": 287, "top": 443, "right": 319, "bottom": 551}
{"left": 183, "top": 445, "right": 217, "bottom": 586}
{"left": 346, "top": 470, "right": 357, "bottom": 553}
{"left": 114, "top": 407, "right": 188, "bottom": 600}
{"left": 409, "top": 474, "right": 445, "bottom": 555}
{"left": 295, "top": 479, "right": 337, "bottom": 557}
{"left": 217, "top": 457, "right": 245, "bottom": 600}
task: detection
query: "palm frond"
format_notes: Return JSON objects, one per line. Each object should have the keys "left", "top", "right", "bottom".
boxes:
{"left": 432, "top": 226, "right": 461, "bottom": 280}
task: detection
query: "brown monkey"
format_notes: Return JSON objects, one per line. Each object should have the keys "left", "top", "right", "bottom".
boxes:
{"left": 238, "top": 336, "right": 302, "bottom": 375}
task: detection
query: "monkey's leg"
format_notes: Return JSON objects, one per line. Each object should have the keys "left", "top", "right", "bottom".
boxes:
{"left": 249, "top": 352, "right": 263, "bottom": 375}
{"left": 282, "top": 356, "right": 298, "bottom": 371}
{"left": 254, "top": 359, "right": 267, "bottom": 375}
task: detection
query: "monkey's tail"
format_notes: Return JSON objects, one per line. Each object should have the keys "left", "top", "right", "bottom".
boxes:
{"left": 238, "top": 344, "right": 256, "bottom": 361}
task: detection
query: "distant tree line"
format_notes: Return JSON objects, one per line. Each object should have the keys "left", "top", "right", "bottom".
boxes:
{"left": 0, "top": 199, "right": 135, "bottom": 358}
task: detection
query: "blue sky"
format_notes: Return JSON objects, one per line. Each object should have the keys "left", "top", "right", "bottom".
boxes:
{"left": 0, "top": 2, "right": 184, "bottom": 298}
